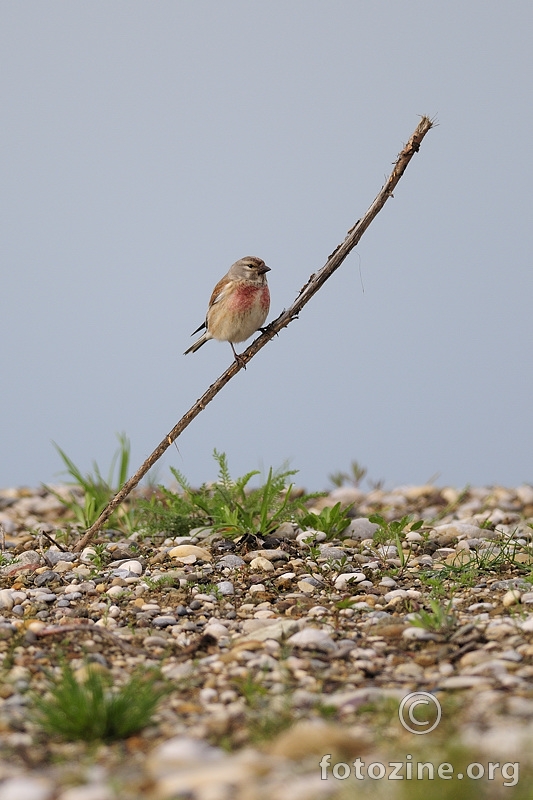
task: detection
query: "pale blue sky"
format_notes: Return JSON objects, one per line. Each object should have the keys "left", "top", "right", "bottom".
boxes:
{"left": 2, "top": 2, "right": 532, "bottom": 492}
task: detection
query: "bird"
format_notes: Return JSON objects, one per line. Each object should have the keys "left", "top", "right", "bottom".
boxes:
{"left": 184, "top": 256, "right": 271, "bottom": 363}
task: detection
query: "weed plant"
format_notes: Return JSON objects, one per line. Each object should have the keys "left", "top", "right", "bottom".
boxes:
{"left": 43, "top": 433, "right": 135, "bottom": 532}
{"left": 32, "top": 662, "right": 169, "bottom": 742}
{"left": 300, "top": 502, "right": 353, "bottom": 540}
{"left": 138, "top": 450, "right": 321, "bottom": 538}
{"left": 369, "top": 513, "right": 424, "bottom": 576}
{"left": 409, "top": 598, "right": 457, "bottom": 636}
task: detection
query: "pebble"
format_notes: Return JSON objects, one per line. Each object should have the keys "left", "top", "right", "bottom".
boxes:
{"left": 0, "top": 589, "right": 15, "bottom": 611}
{"left": 45, "top": 550, "right": 77, "bottom": 565}
{"left": 204, "top": 621, "right": 230, "bottom": 639}
{"left": 333, "top": 572, "right": 366, "bottom": 591}
{"left": 168, "top": 545, "right": 212, "bottom": 562}
{"left": 152, "top": 615, "right": 177, "bottom": 627}
{"left": 288, "top": 627, "right": 337, "bottom": 653}
{"left": 344, "top": 518, "right": 379, "bottom": 539}
{"left": 216, "top": 581, "right": 234, "bottom": 595}
{"left": 56, "top": 786, "right": 115, "bottom": 800}
{"left": 503, "top": 589, "right": 522, "bottom": 607}
{"left": 273, "top": 522, "right": 298, "bottom": 540}
{"left": 249, "top": 556, "right": 275, "bottom": 572}
{"left": 216, "top": 554, "right": 246, "bottom": 569}
{"left": 244, "top": 549, "right": 289, "bottom": 562}
{"left": 0, "top": 777, "right": 54, "bottom": 800}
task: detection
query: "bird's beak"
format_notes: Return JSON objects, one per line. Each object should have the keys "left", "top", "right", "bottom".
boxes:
{"left": 258, "top": 265, "right": 271, "bottom": 274}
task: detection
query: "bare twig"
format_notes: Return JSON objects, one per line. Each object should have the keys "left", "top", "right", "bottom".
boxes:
{"left": 74, "top": 116, "right": 434, "bottom": 552}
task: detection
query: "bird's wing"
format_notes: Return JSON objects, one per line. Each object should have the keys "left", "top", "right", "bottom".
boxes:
{"left": 190, "top": 320, "right": 207, "bottom": 336}
{"left": 208, "top": 276, "right": 232, "bottom": 308}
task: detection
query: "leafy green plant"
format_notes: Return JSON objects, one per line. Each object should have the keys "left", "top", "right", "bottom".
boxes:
{"left": 409, "top": 598, "right": 456, "bottom": 635}
{"left": 300, "top": 502, "right": 353, "bottom": 540}
{"left": 86, "top": 542, "right": 109, "bottom": 570}
{"left": 329, "top": 460, "right": 367, "bottom": 488}
{"left": 32, "top": 662, "right": 169, "bottom": 742}
{"left": 336, "top": 597, "right": 357, "bottom": 610}
{"left": 143, "top": 574, "right": 180, "bottom": 590}
{"left": 139, "top": 450, "right": 319, "bottom": 538}
{"left": 369, "top": 513, "right": 424, "bottom": 574}
{"left": 43, "top": 433, "right": 135, "bottom": 532}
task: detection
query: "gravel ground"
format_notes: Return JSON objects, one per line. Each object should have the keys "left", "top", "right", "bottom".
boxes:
{"left": 1, "top": 482, "right": 533, "bottom": 799}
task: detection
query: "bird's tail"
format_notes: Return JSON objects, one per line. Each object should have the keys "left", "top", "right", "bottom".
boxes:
{"left": 184, "top": 333, "right": 209, "bottom": 355}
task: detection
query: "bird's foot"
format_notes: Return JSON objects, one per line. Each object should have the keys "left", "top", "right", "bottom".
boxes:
{"left": 231, "top": 344, "right": 247, "bottom": 369}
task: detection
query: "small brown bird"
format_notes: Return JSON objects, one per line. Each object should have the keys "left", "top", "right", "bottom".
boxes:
{"left": 184, "top": 256, "right": 271, "bottom": 362}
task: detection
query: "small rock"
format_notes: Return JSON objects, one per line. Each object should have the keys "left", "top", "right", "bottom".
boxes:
{"left": 244, "top": 549, "right": 289, "bottom": 562}
{"left": 274, "top": 522, "right": 298, "bottom": 540}
{"left": 297, "top": 580, "right": 318, "bottom": 593}
{"left": 0, "top": 777, "right": 54, "bottom": 800}
{"left": 106, "top": 585, "right": 127, "bottom": 598}
{"left": 250, "top": 557, "right": 275, "bottom": 572}
{"left": 216, "top": 581, "right": 234, "bottom": 595}
{"left": 1, "top": 550, "right": 42, "bottom": 575}
{"left": 238, "top": 619, "right": 300, "bottom": 642}
{"left": 393, "top": 661, "right": 425, "bottom": 679}
{"left": 403, "top": 627, "right": 440, "bottom": 641}
{"left": 439, "top": 675, "right": 494, "bottom": 689}
{"left": 56, "top": 786, "right": 115, "bottom": 800}
{"left": 144, "top": 635, "right": 169, "bottom": 647}
{"left": 268, "top": 719, "right": 367, "bottom": 759}
{"left": 318, "top": 546, "right": 347, "bottom": 560}
{"left": 153, "top": 616, "right": 177, "bottom": 627}
{"left": 118, "top": 559, "right": 143, "bottom": 575}
{"left": 0, "top": 589, "right": 14, "bottom": 611}
{"left": 204, "top": 621, "right": 229, "bottom": 639}
{"left": 288, "top": 628, "right": 337, "bottom": 653}
{"left": 503, "top": 590, "right": 522, "bottom": 607}
{"left": 216, "top": 554, "right": 245, "bottom": 569}
{"left": 516, "top": 485, "right": 533, "bottom": 505}
{"left": 384, "top": 589, "right": 408, "bottom": 601}
{"left": 344, "top": 518, "right": 379, "bottom": 540}
{"left": 334, "top": 573, "right": 367, "bottom": 591}
{"left": 168, "top": 545, "right": 212, "bottom": 562}
{"left": 45, "top": 550, "right": 77, "bottom": 565}
{"left": 34, "top": 571, "right": 60, "bottom": 586}
{"left": 80, "top": 547, "right": 97, "bottom": 564}
{"left": 147, "top": 736, "right": 224, "bottom": 778}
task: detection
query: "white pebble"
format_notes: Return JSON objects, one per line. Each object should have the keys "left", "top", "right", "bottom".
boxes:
{"left": 250, "top": 557, "right": 275, "bottom": 572}
{"left": 503, "top": 590, "right": 522, "bottom": 607}
{"left": 0, "top": 777, "right": 54, "bottom": 800}
{"left": 288, "top": 628, "right": 337, "bottom": 652}
{"left": 57, "top": 785, "right": 115, "bottom": 800}
{"left": 383, "top": 589, "right": 408, "bottom": 601}
{"left": 334, "top": 573, "right": 366, "bottom": 591}
{"left": 402, "top": 627, "right": 439, "bottom": 641}
{"left": 106, "top": 585, "right": 127, "bottom": 598}
{"left": 204, "top": 622, "right": 230, "bottom": 639}
{"left": 0, "top": 589, "right": 14, "bottom": 611}
{"left": 120, "top": 560, "right": 143, "bottom": 575}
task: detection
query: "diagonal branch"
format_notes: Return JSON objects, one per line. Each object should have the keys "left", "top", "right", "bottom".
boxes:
{"left": 73, "top": 115, "right": 434, "bottom": 551}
